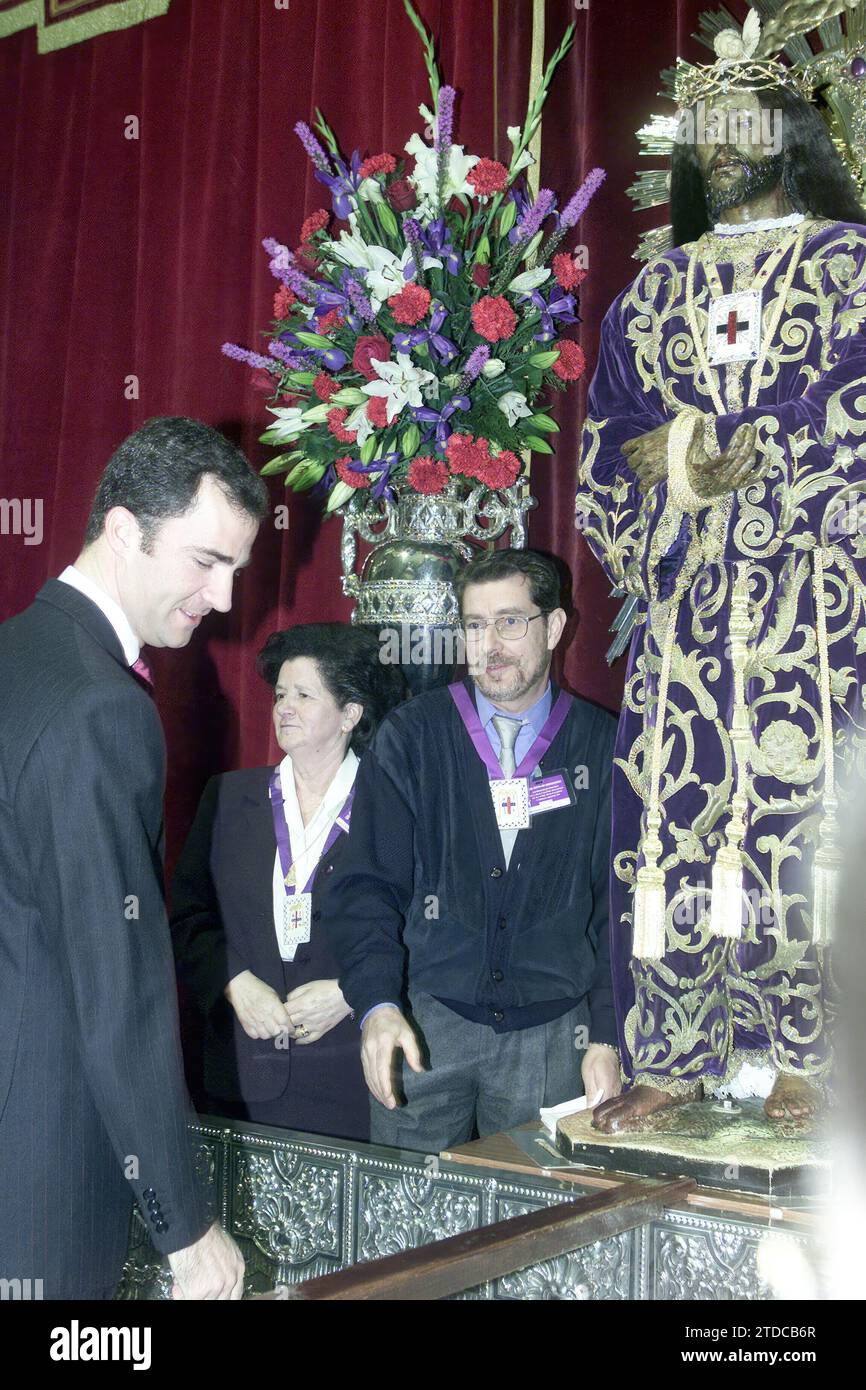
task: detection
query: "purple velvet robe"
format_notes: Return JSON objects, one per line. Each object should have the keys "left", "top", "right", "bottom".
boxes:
{"left": 576, "top": 218, "right": 866, "bottom": 1093}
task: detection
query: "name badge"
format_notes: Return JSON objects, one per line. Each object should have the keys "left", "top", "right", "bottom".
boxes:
{"left": 280, "top": 891, "right": 312, "bottom": 961}
{"left": 490, "top": 777, "right": 530, "bottom": 830}
{"left": 707, "top": 289, "right": 762, "bottom": 365}
{"left": 528, "top": 768, "right": 576, "bottom": 815}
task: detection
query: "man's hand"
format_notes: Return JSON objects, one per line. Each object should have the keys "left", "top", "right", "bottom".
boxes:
{"left": 686, "top": 421, "right": 759, "bottom": 500}
{"left": 621, "top": 421, "right": 673, "bottom": 494}
{"left": 285, "top": 978, "right": 352, "bottom": 1044}
{"left": 224, "top": 969, "right": 293, "bottom": 1040}
{"left": 361, "top": 1005, "right": 424, "bottom": 1109}
{"left": 581, "top": 1044, "right": 622, "bottom": 1107}
{"left": 168, "top": 1221, "right": 245, "bottom": 1301}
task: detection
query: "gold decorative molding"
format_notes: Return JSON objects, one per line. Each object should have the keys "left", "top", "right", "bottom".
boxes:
{"left": 0, "top": 0, "right": 170, "bottom": 52}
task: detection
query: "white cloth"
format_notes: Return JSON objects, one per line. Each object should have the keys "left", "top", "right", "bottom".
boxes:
{"left": 712, "top": 212, "right": 805, "bottom": 237}
{"left": 271, "top": 748, "right": 359, "bottom": 959}
{"left": 58, "top": 564, "right": 141, "bottom": 666}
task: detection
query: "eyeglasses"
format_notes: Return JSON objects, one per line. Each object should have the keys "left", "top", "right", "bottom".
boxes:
{"left": 460, "top": 612, "right": 547, "bottom": 641}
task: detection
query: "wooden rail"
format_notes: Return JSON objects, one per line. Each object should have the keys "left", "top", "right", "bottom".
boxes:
{"left": 259, "top": 1175, "right": 695, "bottom": 1301}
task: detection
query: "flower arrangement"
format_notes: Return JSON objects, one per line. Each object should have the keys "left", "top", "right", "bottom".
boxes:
{"left": 223, "top": 0, "right": 605, "bottom": 513}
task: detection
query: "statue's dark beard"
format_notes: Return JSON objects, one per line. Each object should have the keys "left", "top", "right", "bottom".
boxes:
{"left": 705, "top": 151, "right": 785, "bottom": 222}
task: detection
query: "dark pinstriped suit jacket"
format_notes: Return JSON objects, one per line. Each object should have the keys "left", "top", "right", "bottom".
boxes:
{"left": 0, "top": 580, "right": 209, "bottom": 1299}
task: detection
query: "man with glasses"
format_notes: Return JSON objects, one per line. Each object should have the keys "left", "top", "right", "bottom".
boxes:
{"left": 323, "top": 548, "right": 621, "bottom": 1151}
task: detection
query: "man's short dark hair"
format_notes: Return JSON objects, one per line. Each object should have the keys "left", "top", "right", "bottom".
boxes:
{"left": 256, "top": 622, "right": 407, "bottom": 756}
{"left": 454, "top": 548, "right": 564, "bottom": 615}
{"left": 84, "top": 417, "right": 269, "bottom": 549}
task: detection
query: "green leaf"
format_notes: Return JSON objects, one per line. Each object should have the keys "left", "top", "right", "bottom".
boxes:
{"left": 360, "top": 434, "right": 379, "bottom": 465}
{"left": 522, "top": 231, "right": 543, "bottom": 264}
{"left": 523, "top": 434, "right": 554, "bottom": 455}
{"left": 331, "top": 387, "right": 368, "bottom": 406}
{"left": 528, "top": 349, "right": 560, "bottom": 368}
{"left": 527, "top": 413, "right": 559, "bottom": 434}
{"left": 285, "top": 371, "right": 317, "bottom": 387}
{"left": 295, "top": 331, "right": 334, "bottom": 349}
{"left": 377, "top": 203, "right": 400, "bottom": 239}
{"left": 474, "top": 235, "right": 490, "bottom": 265}
{"left": 498, "top": 200, "right": 517, "bottom": 237}
{"left": 401, "top": 424, "right": 421, "bottom": 458}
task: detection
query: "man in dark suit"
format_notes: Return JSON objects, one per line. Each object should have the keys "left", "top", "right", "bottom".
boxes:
{"left": 0, "top": 417, "right": 267, "bottom": 1300}
{"left": 324, "top": 548, "right": 623, "bottom": 1152}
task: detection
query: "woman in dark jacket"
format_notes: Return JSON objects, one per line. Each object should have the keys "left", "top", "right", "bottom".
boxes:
{"left": 171, "top": 623, "right": 406, "bottom": 1142}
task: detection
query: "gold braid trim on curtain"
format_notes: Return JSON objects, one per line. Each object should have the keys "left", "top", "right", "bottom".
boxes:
{"left": 526, "top": 0, "right": 545, "bottom": 199}
{"left": 0, "top": 0, "right": 170, "bottom": 52}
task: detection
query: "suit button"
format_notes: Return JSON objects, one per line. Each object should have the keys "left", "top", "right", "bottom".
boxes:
{"left": 142, "top": 1188, "right": 155, "bottom": 1200}
{"left": 492, "top": 969, "right": 504, "bottom": 982}
{"left": 490, "top": 867, "right": 502, "bottom": 878}
{"left": 492, "top": 1010, "right": 504, "bottom": 1022}
{"left": 324, "top": 863, "right": 334, "bottom": 874}
{"left": 154, "top": 1221, "right": 168, "bottom": 1234}
{"left": 498, "top": 917, "right": 507, "bottom": 931}
{"left": 147, "top": 1199, "right": 159, "bottom": 1213}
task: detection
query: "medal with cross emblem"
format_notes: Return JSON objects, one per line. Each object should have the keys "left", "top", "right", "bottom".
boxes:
{"left": 707, "top": 289, "right": 762, "bottom": 365}
{"left": 490, "top": 777, "right": 530, "bottom": 830}
{"left": 280, "top": 891, "right": 312, "bottom": 960}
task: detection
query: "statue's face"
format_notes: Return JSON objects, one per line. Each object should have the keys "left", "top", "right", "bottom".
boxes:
{"left": 694, "top": 90, "right": 784, "bottom": 217}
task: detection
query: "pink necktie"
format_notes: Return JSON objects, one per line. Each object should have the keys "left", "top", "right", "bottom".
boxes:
{"left": 131, "top": 656, "right": 154, "bottom": 689}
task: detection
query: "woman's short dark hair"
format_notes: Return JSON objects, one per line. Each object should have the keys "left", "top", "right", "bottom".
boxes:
{"left": 85, "top": 417, "right": 269, "bottom": 550}
{"left": 256, "top": 623, "right": 408, "bottom": 755}
{"left": 454, "top": 548, "right": 565, "bottom": 615}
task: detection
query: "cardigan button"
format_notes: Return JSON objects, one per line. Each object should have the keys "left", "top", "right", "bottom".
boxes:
{"left": 491, "top": 969, "right": 504, "bottom": 982}
{"left": 490, "top": 867, "right": 502, "bottom": 878}
{"left": 492, "top": 1010, "right": 504, "bottom": 1023}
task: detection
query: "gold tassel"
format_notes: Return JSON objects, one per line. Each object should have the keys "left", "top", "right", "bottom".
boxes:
{"left": 811, "top": 546, "right": 840, "bottom": 947}
{"left": 633, "top": 814, "right": 666, "bottom": 960}
{"left": 710, "top": 562, "right": 752, "bottom": 940}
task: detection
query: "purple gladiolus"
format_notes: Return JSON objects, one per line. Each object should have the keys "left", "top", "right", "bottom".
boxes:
{"left": 402, "top": 216, "right": 426, "bottom": 279}
{"left": 560, "top": 167, "right": 607, "bottom": 229}
{"left": 462, "top": 344, "right": 490, "bottom": 382}
{"left": 268, "top": 341, "right": 307, "bottom": 368}
{"left": 434, "top": 86, "right": 456, "bottom": 152}
{"left": 294, "top": 121, "right": 331, "bottom": 174}
{"left": 345, "top": 276, "right": 375, "bottom": 322}
{"left": 516, "top": 188, "right": 556, "bottom": 242}
{"left": 222, "top": 343, "right": 275, "bottom": 371}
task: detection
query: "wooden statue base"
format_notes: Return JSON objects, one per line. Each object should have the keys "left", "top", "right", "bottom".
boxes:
{"left": 555, "top": 1098, "right": 830, "bottom": 1198}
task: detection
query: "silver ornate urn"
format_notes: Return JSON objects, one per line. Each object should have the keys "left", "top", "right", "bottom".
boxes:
{"left": 340, "top": 479, "right": 536, "bottom": 693}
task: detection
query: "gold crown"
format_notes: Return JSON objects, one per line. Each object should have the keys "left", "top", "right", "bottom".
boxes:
{"left": 674, "top": 9, "right": 814, "bottom": 109}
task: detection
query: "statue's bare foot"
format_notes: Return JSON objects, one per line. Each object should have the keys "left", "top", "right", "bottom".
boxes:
{"left": 764, "top": 1074, "right": 823, "bottom": 1124}
{"left": 592, "top": 1083, "right": 699, "bottom": 1134}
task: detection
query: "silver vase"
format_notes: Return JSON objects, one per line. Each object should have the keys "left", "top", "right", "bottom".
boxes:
{"left": 340, "top": 478, "right": 536, "bottom": 694}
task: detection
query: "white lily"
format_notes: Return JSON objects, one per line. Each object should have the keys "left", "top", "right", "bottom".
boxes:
{"left": 482, "top": 358, "right": 506, "bottom": 379}
{"left": 508, "top": 267, "right": 551, "bottom": 294}
{"left": 507, "top": 125, "right": 536, "bottom": 177}
{"left": 405, "top": 132, "right": 478, "bottom": 206}
{"left": 261, "top": 406, "right": 306, "bottom": 444}
{"left": 364, "top": 245, "right": 441, "bottom": 309}
{"left": 357, "top": 177, "right": 384, "bottom": 203}
{"left": 345, "top": 402, "right": 374, "bottom": 446}
{"left": 497, "top": 391, "right": 533, "bottom": 427}
{"left": 362, "top": 353, "right": 438, "bottom": 425}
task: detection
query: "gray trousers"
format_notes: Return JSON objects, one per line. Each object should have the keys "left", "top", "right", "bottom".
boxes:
{"left": 370, "top": 991, "right": 589, "bottom": 1154}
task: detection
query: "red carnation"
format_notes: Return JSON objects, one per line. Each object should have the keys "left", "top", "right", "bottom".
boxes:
{"left": 353, "top": 334, "right": 391, "bottom": 380}
{"left": 366, "top": 395, "right": 389, "bottom": 428}
{"left": 552, "top": 338, "right": 587, "bottom": 381}
{"left": 386, "top": 176, "right": 418, "bottom": 212}
{"left": 471, "top": 263, "right": 491, "bottom": 289}
{"left": 273, "top": 285, "right": 297, "bottom": 318}
{"left": 388, "top": 283, "right": 432, "bottom": 326}
{"left": 300, "top": 208, "right": 330, "bottom": 243}
{"left": 336, "top": 457, "right": 371, "bottom": 490}
{"left": 445, "top": 432, "right": 491, "bottom": 480}
{"left": 359, "top": 153, "right": 397, "bottom": 181}
{"left": 327, "top": 408, "right": 358, "bottom": 443}
{"left": 471, "top": 294, "right": 517, "bottom": 343}
{"left": 475, "top": 449, "right": 522, "bottom": 491}
{"left": 407, "top": 455, "right": 449, "bottom": 495}
{"left": 318, "top": 308, "right": 345, "bottom": 335}
{"left": 553, "top": 253, "right": 587, "bottom": 292}
{"left": 313, "top": 371, "right": 340, "bottom": 402}
{"left": 468, "top": 159, "right": 509, "bottom": 197}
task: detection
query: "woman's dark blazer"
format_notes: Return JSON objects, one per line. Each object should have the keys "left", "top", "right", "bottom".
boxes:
{"left": 170, "top": 765, "right": 357, "bottom": 1107}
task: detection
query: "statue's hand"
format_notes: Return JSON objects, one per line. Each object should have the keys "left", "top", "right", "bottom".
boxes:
{"left": 621, "top": 421, "right": 672, "bottom": 494}
{"left": 687, "top": 421, "right": 760, "bottom": 500}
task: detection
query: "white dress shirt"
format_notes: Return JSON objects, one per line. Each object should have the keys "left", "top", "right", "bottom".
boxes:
{"left": 272, "top": 747, "right": 359, "bottom": 961}
{"left": 58, "top": 564, "right": 141, "bottom": 666}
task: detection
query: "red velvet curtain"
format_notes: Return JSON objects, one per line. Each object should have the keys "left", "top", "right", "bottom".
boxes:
{"left": 0, "top": 0, "right": 713, "bottom": 864}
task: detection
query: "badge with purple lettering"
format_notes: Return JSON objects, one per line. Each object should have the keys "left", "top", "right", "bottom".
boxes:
{"left": 528, "top": 768, "right": 576, "bottom": 816}
{"left": 490, "top": 777, "right": 530, "bottom": 830}
{"left": 280, "top": 891, "right": 312, "bottom": 961}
